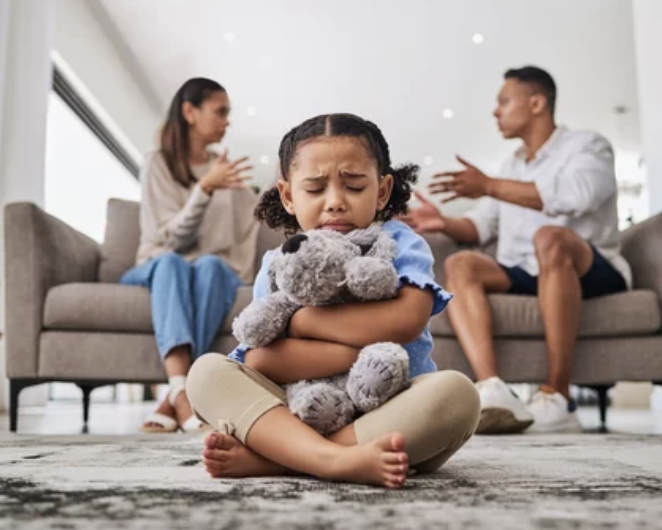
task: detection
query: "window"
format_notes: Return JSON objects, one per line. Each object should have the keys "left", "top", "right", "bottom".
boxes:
{"left": 615, "top": 151, "right": 648, "bottom": 231}
{"left": 44, "top": 92, "right": 140, "bottom": 242}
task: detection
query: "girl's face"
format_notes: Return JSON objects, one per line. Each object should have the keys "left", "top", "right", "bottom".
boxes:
{"left": 277, "top": 136, "right": 393, "bottom": 233}
{"left": 185, "top": 91, "right": 230, "bottom": 145}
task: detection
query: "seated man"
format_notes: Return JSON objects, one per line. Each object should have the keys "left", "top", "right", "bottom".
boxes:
{"left": 406, "top": 66, "right": 631, "bottom": 434}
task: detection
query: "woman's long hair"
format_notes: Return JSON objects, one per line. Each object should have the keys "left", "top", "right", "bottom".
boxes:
{"left": 160, "top": 77, "right": 226, "bottom": 187}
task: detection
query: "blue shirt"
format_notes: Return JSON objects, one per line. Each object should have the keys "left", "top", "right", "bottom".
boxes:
{"left": 228, "top": 220, "right": 452, "bottom": 378}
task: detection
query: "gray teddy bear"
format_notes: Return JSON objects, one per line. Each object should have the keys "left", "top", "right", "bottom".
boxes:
{"left": 232, "top": 224, "right": 410, "bottom": 435}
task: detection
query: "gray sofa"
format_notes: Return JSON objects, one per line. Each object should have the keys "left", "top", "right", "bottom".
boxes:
{"left": 5, "top": 199, "right": 662, "bottom": 432}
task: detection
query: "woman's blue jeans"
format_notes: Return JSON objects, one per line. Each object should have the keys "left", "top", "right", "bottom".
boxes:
{"left": 120, "top": 252, "right": 242, "bottom": 360}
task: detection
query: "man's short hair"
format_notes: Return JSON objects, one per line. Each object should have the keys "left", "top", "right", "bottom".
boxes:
{"left": 505, "top": 66, "right": 557, "bottom": 117}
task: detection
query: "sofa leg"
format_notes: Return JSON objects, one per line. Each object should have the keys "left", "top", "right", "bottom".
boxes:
{"left": 9, "top": 380, "right": 21, "bottom": 433}
{"left": 76, "top": 384, "right": 96, "bottom": 428}
{"left": 592, "top": 385, "right": 612, "bottom": 432}
{"left": 9, "top": 379, "right": 40, "bottom": 433}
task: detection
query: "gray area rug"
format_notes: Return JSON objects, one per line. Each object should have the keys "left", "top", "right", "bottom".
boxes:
{"left": 1, "top": 434, "right": 661, "bottom": 529}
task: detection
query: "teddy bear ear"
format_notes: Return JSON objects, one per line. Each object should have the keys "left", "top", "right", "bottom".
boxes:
{"left": 282, "top": 233, "right": 308, "bottom": 254}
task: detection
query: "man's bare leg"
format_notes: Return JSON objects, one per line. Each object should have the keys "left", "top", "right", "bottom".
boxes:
{"left": 444, "top": 251, "right": 511, "bottom": 380}
{"left": 535, "top": 227, "right": 593, "bottom": 399}
{"left": 445, "top": 251, "right": 534, "bottom": 434}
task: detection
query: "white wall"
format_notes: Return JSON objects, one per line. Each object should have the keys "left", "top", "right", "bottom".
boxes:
{"left": 0, "top": 0, "right": 55, "bottom": 411}
{"left": 632, "top": 0, "right": 662, "bottom": 216}
{"left": 53, "top": 0, "right": 162, "bottom": 157}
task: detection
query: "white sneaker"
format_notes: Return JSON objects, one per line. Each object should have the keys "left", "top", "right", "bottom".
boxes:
{"left": 475, "top": 377, "right": 534, "bottom": 434}
{"left": 526, "top": 391, "right": 582, "bottom": 433}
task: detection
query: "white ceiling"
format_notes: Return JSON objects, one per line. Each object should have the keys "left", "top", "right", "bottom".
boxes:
{"left": 98, "top": 0, "right": 641, "bottom": 213}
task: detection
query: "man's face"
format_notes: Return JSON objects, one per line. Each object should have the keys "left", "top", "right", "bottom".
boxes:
{"left": 493, "top": 79, "right": 537, "bottom": 139}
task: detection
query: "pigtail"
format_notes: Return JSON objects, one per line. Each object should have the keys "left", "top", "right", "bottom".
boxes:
{"left": 254, "top": 186, "right": 300, "bottom": 236}
{"left": 377, "top": 163, "right": 419, "bottom": 221}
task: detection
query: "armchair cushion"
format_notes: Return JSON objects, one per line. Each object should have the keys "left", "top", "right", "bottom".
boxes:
{"left": 44, "top": 283, "right": 254, "bottom": 335}
{"left": 98, "top": 198, "right": 141, "bottom": 283}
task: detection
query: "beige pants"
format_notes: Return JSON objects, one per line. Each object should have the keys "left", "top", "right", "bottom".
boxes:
{"left": 187, "top": 354, "right": 480, "bottom": 473}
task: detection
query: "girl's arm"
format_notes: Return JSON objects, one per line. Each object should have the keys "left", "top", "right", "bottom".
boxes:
{"left": 288, "top": 285, "right": 434, "bottom": 348}
{"left": 244, "top": 339, "right": 360, "bottom": 384}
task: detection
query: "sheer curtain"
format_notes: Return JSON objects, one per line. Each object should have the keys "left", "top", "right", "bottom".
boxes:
{"left": 0, "top": 0, "right": 56, "bottom": 410}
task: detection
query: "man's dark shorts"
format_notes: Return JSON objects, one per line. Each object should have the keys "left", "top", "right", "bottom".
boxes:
{"left": 500, "top": 247, "right": 627, "bottom": 299}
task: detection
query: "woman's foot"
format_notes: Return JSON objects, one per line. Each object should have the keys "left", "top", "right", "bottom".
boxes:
{"left": 142, "top": 390, "right": 203, "bottom": 432}
{"left": 325, "top": 432, "right": 409, "bottom": 488}
{"left": 203, "top": 432, "right": 286, "bottom": 478}
{"left": 142, "top": 398, "right": 178, "bottom": 432}
{"left": 171, "top": 390, "right": 197, "bottom": 428}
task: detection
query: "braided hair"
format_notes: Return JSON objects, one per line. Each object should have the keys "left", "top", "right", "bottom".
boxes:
{"left": 255, "top": 113, "right": 418, "bottom": 235}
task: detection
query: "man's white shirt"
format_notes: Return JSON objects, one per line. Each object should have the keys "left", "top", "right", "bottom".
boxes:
{"left": 464, "top": 125, "right": 632, "bottom": 287}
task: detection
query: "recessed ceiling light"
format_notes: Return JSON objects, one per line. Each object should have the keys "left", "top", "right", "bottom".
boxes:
{"left": 423, "top": 155, "right": 434, "bottom": 166}
{"left": 442, "top": 108, "right": 454, "bottom": 119}
{"left": 259, "top": 155, "right": 270, "bottom": 165}
{"left": 472, "top": 33, "right": 484, "bottom": 44}
{"left": 246, "top": 106, "right": 257, "bottom": 117}
{"left": 224, "top": 32, "right": 237, "bottom": 43}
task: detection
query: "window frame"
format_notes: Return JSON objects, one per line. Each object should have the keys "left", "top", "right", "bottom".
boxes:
{"left": 52, "top": 64, "right": 139, "bottom": 179}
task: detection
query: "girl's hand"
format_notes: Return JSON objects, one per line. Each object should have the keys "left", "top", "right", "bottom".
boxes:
{"left": 199, "top": 151, "right": 253, "bottom": 194}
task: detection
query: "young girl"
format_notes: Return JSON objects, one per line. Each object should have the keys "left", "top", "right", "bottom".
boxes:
{"left": 187, "top": 113, "right": 480, "bottom": 488}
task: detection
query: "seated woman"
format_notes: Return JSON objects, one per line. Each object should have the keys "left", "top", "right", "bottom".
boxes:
{"left": 121, "top": 77, "right": 258, "bottom": 432}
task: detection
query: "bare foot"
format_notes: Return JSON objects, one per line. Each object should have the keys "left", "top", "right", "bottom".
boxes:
{"left": 202, "top": 432, "right": 286, "bottom": 478}
{"left": 326, "top": 432, "right": 408, "bottom": 488}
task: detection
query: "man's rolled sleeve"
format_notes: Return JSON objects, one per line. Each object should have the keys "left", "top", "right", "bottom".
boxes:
{"left": 536, "top": 134, "right": 617, "bottom": 218}
{"left": 463, "top": 197, "right": 500, "bottom": 245}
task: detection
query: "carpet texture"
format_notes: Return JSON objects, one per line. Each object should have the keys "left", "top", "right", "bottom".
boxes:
{"left": 1, "top": 433, "right": 661, "bottom": 529}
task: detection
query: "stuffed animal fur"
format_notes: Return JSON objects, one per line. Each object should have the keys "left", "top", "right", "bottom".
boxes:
{"left": 232, "top": 224, "right": 410, "bottom": 435}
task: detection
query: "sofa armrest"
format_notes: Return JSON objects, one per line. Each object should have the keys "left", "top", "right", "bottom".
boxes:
{"left": 622, "top": 211, "right": 662, "bottom": 305}
{"left": 4, "top": 202, "right": 101, "bottom": 378}
{"left": 421, "top": 232, "right": 461, "bottom": 286}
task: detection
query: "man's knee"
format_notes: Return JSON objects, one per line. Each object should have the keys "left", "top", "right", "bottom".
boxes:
{"left": 534, "top": 226, "right": 575, "bottom": 268}
{"left": 443, "top": 251, "right": 483, "bottom": 286}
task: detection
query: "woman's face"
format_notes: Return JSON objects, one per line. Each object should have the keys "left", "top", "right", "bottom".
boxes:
{"left": 187, "top": 91, "right": 230, "bottom": 145}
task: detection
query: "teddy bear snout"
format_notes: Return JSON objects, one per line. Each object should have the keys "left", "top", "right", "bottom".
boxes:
{"left": 282, "top": 234, "right": 308, "bottom": 254}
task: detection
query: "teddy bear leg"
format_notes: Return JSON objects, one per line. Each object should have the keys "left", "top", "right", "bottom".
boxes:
{"left": 346, "top": 342, "right": 410, "bottom": 413}
{"left": 286, "top": 380, "right": 355, "bottom": 436}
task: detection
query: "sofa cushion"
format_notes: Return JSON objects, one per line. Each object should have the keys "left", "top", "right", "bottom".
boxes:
{"left": 44, "top": 283, "right": 254, "bottom": 334}
{"left": 98, "top": 199, "right": 141, "bottom": 283}
{"left": 98, "top": 198, "right": 285, "bottom": 284}
{"left": 431, "top": 289, "right": 661, "bottom": 338}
